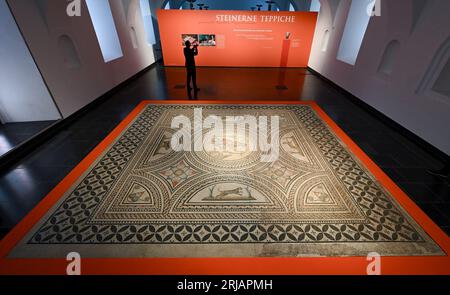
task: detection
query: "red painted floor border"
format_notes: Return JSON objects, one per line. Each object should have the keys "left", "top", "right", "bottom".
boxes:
{"left": 0, "top": 100, "right": 449, "bottom": 275}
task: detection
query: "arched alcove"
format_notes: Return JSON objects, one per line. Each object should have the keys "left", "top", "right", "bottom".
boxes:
{"left": 57, "top": 35, "right": 81, "bottom": 69}
{"left": 326, "top": 0, "right": 342, "bottom": 27}
{"left": 378, "top": 40, "right": 400, "bottom": 75}
{"left": 315, "top": 0, "right": 333, "bottom": 28}
{"left": 321, "top": 29, "right": 330, "bottom": 52}
{"left": 121, "top": 0, "right": 146, "bottom": 49}
{"left": 121, "top": 0, "right": 132, "bottom": 19}
{"left": 130, "top": 27, "right": 139, "bottom": 48}
{"left": 312, "top": 0, "right": 338, "bottom": 39}
{"left": 417, "top": 37, "right": 450, "bottom": 102}
{"left": 432, "top": 58, "right": 450, "bottom": 97}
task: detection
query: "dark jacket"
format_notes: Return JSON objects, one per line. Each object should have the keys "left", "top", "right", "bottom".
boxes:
{"left": 184, "top": 46, "right": 198, "bottom": 68}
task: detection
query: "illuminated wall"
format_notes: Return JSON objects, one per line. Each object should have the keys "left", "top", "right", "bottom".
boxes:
{"left": 158, "top": 10, "right": 317, "bottom": 68}
{"left": 140, "top": 0, "right": 156, "bottom": 45}
{"left": 0, "top": 0, "right": 60, "bottom": 123}
{"left": 336, "top": 0, "right": 374, "bottom": 65}
{"left": 7, "top": 0, "right": 157, "bottom": 118}
{"left": 86, "top": 0, "right": 124, "bottom": 62}
{"left": 309, "top": 0, "right": 450, "bottom": 155}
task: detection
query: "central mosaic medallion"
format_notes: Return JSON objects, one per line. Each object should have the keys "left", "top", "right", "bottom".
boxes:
{"left": 88, "top": 107, "right": 365, "bottom": 224}
{"left": 16, "top": 104, "right": 442, "bottom": 258}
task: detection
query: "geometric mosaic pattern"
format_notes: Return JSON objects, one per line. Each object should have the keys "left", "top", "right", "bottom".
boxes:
{"left": 17, "top": 105, "right": 442, "bottom": 256}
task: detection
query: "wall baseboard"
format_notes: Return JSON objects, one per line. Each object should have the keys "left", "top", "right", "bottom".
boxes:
{"left": 0, "top": 61, "right": 160, "bottom": 172}
{"left": 307, "top": 67, "right": 448, "bottom": 163}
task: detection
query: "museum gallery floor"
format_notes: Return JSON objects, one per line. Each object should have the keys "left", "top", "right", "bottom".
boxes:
{"left": 0, "top": 101, "right": 449, "bottom": 275}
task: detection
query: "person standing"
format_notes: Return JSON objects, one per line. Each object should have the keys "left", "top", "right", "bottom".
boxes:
{"left": 184, "top": 40, "right": 199, "bottom": 91}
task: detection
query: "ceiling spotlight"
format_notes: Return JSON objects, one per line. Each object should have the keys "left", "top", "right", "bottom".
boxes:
{"left": 186, "top": 0, "right": 197, "bottom": 10}
{"left": 266, "top": 1, "right": 275, "bottom": 11}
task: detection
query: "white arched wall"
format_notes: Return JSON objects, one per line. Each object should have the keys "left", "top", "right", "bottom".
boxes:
{"left": 7, "top": 0, "right": 157, "bottom": 118}
{"left": 417, "top": 37, "right": 450, "bottom": 103}
{"left": 309, "top": 0, "right": 450, "bottom": 155}
{"left": 378, "top": 40, "right": 400, "bottom": 75}
{"left": 123, "top": 1, "right": 155, "bottom": 52}
{"left": 0, "top": 0, "right": 60, "bottom": 123}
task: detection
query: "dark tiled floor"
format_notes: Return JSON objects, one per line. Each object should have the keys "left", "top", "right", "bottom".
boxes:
{"left": 0, "top": 63, "right": 449, "bottom": 238}
{"left": 0, "top": 121, "right": 56, "bottom": 157}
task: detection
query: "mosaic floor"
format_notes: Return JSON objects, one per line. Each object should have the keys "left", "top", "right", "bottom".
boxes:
{"left": 7, "top": 104, "right": 443, "bottom": 258}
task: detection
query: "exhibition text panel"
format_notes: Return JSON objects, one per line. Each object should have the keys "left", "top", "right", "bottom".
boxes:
{"left": 158, "top": 10, "right": 318, "bottom": 67}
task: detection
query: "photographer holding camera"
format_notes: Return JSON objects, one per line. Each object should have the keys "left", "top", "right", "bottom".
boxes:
{"left": 184, "top": 40, "right": 199, "bottom": 92}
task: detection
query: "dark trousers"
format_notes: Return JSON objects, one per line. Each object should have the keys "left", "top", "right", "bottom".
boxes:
{"left": 186, "top": 66, "right": 197, "bottom": 89}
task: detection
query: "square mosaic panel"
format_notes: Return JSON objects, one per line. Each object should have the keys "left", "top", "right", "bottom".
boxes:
{"left": 10, "top": 105, "right": 443, "bottom": 258}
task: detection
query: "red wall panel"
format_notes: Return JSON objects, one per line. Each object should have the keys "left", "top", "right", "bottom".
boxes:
{"left": 158, "top": 10, "right": 318, "bottom": 68}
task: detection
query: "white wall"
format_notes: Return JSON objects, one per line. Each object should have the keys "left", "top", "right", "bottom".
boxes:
{"left": 336, "top": 0, "right": 373, "bottom": 65}
{"left": 86, "top": 0, "right": 124, "bottom": 63}
{"left": 0, "top": 0, "right": 60, "bottom": 123}
{"left": 309, "top": 0, "right": 450, "bottom": 155}
{"left": 7, "top": 0, "right": 157, "bottom": 118}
